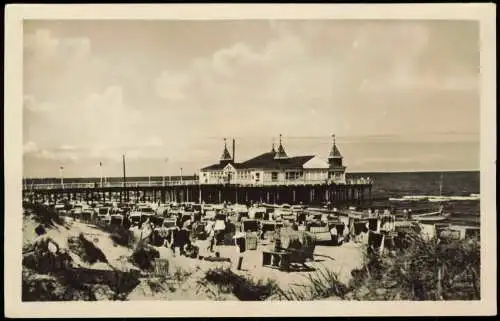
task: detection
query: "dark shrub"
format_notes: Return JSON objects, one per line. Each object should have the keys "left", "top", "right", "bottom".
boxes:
{"left": 67, "top": 233, "right": 108, "bottom": 265}
{"left": 110, "top": 227, "right": 134, "bottom": 248}
{"left": 35, "top": 224, "right": 47, "bottom": 236}
{"left": 130, "top": 242, "right": 160, "bottom": 271}
{"left": 30, "top": 204, "right": 64, "bottom": 227}
{"left": 200, "top": 267, "right": 279, "bottom": 301}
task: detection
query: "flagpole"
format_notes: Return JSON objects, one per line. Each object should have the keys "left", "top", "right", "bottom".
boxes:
{"left": 104, "top": 164, "right": 107, "bottom": 185}
{"left": 59, "top": 165, "right": 65, "bottom": 190}
{"left": 163, "top": 158, "right": 168, "bottom": 187}
{"left": 100, "top": 162, "right": 103, "bottom": 187}
{"left": 122, "top": 154, "right": 127, "bottom": 202}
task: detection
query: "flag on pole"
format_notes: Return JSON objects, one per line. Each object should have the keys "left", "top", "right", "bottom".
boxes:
{"left": 99, "top": 161, "right": 102, "bottom": 167}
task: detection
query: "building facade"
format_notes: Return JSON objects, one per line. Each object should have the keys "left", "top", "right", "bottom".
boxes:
{"left": 199, "top": 135, "right": 347, "bottom": 186}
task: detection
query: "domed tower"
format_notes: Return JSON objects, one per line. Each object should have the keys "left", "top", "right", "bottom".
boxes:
{"left": 274, "top": 134, "right": 289, "bottom": 160}
{"left": 219, "top": 138, "right": 233, "bottom": 165}
{"left": 270, "top": 137, "right": 276, "bottom": 154}
{"left": 328, "top": 134, "right": 346, "bottom": 183}
{"left": 328, "top": 134, "right": 343, "bottom": 167}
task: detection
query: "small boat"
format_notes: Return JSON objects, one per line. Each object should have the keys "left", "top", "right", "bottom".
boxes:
{"left": 412, "top": 205, "right": 451, "bottom": 222}
{"left": 411, "top": 174, "right": 452, "bottom": 222}
{"left": 415, "top": 215, "right": 449, "bottom": 223}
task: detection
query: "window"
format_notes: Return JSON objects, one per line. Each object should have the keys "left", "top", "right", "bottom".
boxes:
{"left": 271, "top": 172, "right": 278, "bottom": 181}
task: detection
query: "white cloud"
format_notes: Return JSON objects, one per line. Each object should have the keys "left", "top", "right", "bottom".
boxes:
{"left": 24, "top": 29, "right": 60, "bottom": 62}
{"left": 37, "top": 149, "right": 56, "bottom": 160}
{"left": 23, "top": 21, "right": 480, "bottom": 177}
{"left": 24, "top": 28, "right": 105, "bottom": 107}
{"left": 24, "top": 28, "right": 91, "bottom": 63}
{"left": 59, "top": 144, "right": 77, "bottom": 151}
{"left": 154, "top": 71, "right": 191, "bottom": 101}
{"left": 144, "top": 136, "right": 164, "bottom": 148}
{"left": 23, "top": 143, "right": 79, "bottom": 163}
{"left": 23, "top": 95, "right": 56, "bottom": 113}
{"left": 148, "top": 21, "right": 478, "bottom": 152}
{"left": 24, "top": 85, "right": 156, "bottom": 161}
{"left": 153, "top": 29, "right": 315, "bottom": 109}
{"left": 23, "top": 141, "right": 38, "bottom": 154}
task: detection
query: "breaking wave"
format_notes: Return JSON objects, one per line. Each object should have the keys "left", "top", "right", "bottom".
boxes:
{"left": 389, "top": 194, "right": 480, "bottom": 202}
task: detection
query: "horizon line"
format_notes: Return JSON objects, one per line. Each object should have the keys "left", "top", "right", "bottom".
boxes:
{"left": 22, "top": 169, "right": 480, "bottom": 180}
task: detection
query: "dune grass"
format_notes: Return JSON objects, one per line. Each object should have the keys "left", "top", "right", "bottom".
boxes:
{"left": 346, "top": 231, "right": 481, "bottom": 301}
{"left": 197, "top": 267, "right": 279, "bottom": 301}
{"left": 276, "top": 268, "right": 348, "bottom": 300}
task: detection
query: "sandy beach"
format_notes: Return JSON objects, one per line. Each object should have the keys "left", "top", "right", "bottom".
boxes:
{"left": 23, "top": 213, "right": 365, "bottom": 300}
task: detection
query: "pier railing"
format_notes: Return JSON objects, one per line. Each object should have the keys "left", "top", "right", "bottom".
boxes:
{"left": 23, "top": 177, "right": 373, "bottom": 191}
{"left": 23, "top": 180, "right": 199, "bottom": 190}
{"left": 202, "top": 179, "right": 373, "bottom": 187}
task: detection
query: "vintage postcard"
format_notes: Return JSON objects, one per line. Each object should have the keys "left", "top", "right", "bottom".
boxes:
{"left": 4, "top": 3, "right": 496, "bottom": 318}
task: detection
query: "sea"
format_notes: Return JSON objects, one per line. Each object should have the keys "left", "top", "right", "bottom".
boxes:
{"left": 348, "top": 171, "right": 480, "bottom": 226}
{"left": 25, "top": 171, "right": 480, "bottom": 226}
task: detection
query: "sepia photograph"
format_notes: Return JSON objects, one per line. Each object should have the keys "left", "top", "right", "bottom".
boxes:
{"left": 4, "top": 3, "right": 497, "bottom": 318}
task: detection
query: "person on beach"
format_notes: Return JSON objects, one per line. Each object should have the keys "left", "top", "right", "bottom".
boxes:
{"left": 171, "top": 225, "right": 190, "bottom": 257}
{"left": 233, "top": 232, "right": 246, "bottom": 270}
{"left": 129, "top": 222, "right": 141, "bottom": 244}
{"left": 169, "top": 225, "right": 180, "bottom": 256}
{"left": 141, "top": 218, "right": 154, "bottom": 244}
{"left": 330, "top": 224, "right": 338, "bottom": 241}
{"left": 206, "top": 220, "right": 216, "bottom": 253}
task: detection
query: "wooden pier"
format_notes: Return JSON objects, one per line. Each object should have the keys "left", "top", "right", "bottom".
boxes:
{"left": 22, "top": 180, "right": 373, "bottom": 206}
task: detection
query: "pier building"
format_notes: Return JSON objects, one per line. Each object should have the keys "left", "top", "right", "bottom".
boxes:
{"left": 23, "top": 135, "right": 373, "bottom": 206}
{"left": 200, "top": 135, "right": 347, "bottom": 186}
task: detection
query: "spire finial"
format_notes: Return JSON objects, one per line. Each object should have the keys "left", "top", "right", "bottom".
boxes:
{"left": 220, "top": 137, "right": 232, "bottom": 162}
{"left": 274, "top": 134, "right": 288, "bottom": 159}
{"left": 329, "top": 133, "right": 342, "bottom": 160}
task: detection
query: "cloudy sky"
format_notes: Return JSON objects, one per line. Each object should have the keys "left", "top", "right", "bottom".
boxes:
{"left": 23, "top": 19, "right": 480, "bottom": 178}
